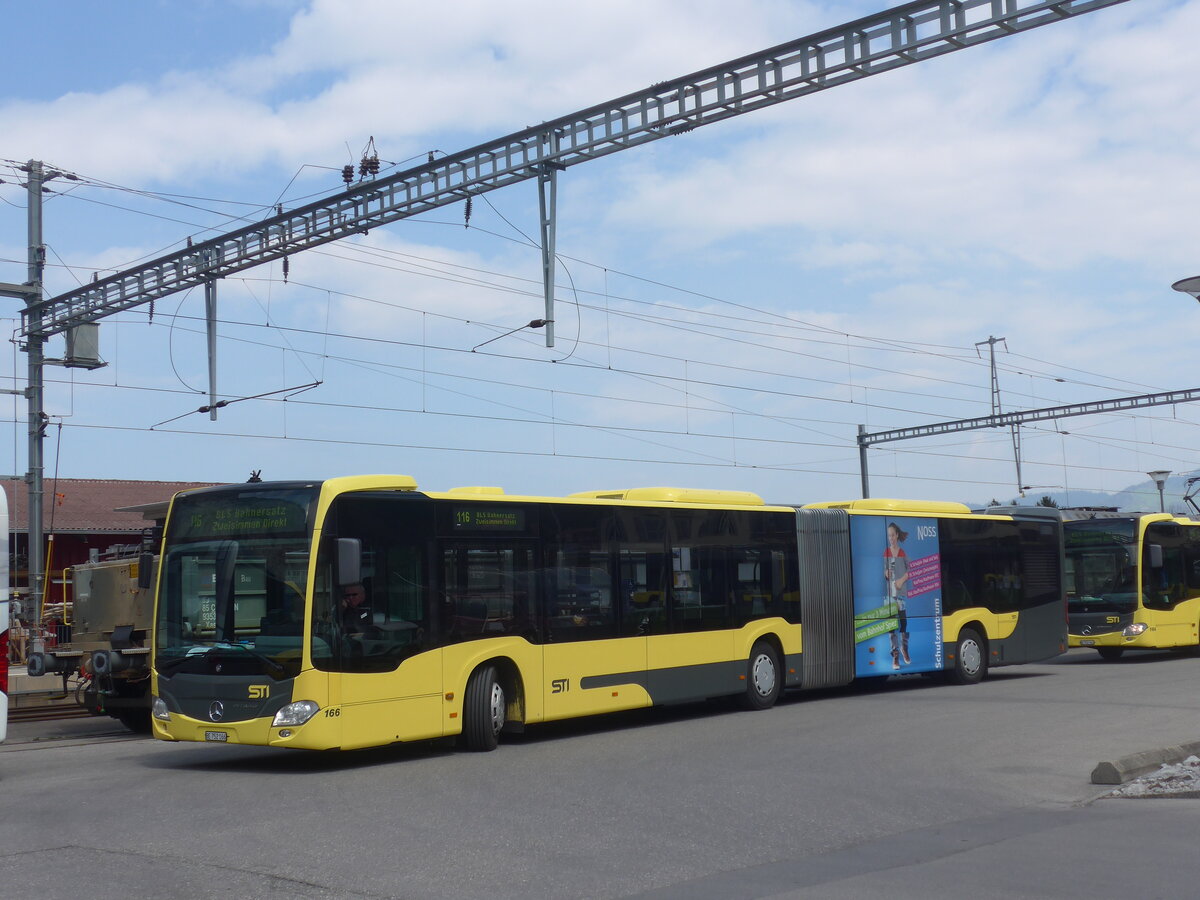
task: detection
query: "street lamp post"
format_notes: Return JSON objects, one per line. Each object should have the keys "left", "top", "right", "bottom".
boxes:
{"left": 1148, "top": 470, "right": 1171, "bottom": 513}
{"left": 1171, "top": 276, "right": 1200, "bottom": 301}
{"left": 1163, "top": 275, "right": 1200, "bottom": 513}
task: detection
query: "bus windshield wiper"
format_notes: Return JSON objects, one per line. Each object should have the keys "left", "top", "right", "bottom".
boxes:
{"left": 214, "top": 642, "right": 285, "bottom": 674}
{"left": 157, "top": 648, "right": 210, "bottom": 674}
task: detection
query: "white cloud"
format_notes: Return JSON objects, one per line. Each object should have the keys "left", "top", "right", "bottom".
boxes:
{"left": 5, "top": 0, "right": 841, "bottom": 182}
{"left": 603, "top": 0, "right": 1199, "bottom": 273}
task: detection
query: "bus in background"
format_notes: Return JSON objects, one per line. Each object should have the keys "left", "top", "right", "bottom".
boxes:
{"left": 0, "top": 490, "right": 10, "bottom": 742}
{"left": 1065, "top": 508, "right": 1200, "bottom": 659}
{"left": 148, "top": 478, "right": 1065, "bottom": 753}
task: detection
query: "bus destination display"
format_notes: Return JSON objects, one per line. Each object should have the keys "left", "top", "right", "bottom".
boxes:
{"left": 452, "top": 507, "right": 526, "bottom": 531}
{"left": 172, "top": 489, "right": 315, "bottom": 541}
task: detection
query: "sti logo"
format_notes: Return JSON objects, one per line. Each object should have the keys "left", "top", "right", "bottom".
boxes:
{"left": 551, "top": 678, "right": 569, "bottom": 694}
{"left": 248, "top": 685, "right": 269, "bottom": 700}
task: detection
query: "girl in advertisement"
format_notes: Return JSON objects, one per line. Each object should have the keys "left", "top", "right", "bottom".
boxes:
{"left": 885, "top": 522, "right": 911, "bottom": 669}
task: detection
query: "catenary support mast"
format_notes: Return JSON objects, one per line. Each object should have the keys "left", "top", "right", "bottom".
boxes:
{"left": 24, "top": 162, "right": 46, "bottom": 653}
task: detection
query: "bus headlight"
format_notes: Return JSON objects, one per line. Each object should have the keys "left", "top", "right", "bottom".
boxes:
{"left": 151, "top": 696, "right": 171, "bottom": 722}
{"left": 1123, "top": 622, "right": 1149, "bottom": 637}
{"left": 272, "top": 700, "right": 320, "bottom": 727}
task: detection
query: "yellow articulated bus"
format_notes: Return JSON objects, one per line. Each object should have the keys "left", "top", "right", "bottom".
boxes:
{"left": 1066, "top": 509, "right": 1200, "bottom": 659}
{"left": 150, "top": 478, "right": 1066, "bottom": 752}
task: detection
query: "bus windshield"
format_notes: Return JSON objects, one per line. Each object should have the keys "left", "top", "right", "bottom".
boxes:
{"left": 1065, "top": 518, "right": 1138, "bottom": 615}
{"left": 154, "top": 485, "right": 318, "bottom": 679}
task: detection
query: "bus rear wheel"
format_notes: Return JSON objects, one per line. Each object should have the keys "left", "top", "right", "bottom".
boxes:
{"left": 1097, "top": 647, "right": 1125, "bottom": 661}
{"left": 945, "top": 627, "right": 987, "bottom": 685}
{"left": 462, "top": 664, "right": 505, "bottom": 752}
{"left": 737, "top": 640, "right": 782, "bottom": 710}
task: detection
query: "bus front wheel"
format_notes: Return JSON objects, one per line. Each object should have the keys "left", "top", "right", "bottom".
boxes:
{"left": 738, "top": 641, "right": 782, "bottom": 710}
{"left": 946, "top": 627, "right": 987, "bottom": 685}
{"left": 462, "top": 664, "right": 505, "bottom": 752}
{"left": 1097, "top": 647, "right": 1125, "bottom": 661}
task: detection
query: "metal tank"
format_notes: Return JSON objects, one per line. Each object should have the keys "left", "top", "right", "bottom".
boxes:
{"left": 26, "top": 553, "right": 156, "bottom": 732}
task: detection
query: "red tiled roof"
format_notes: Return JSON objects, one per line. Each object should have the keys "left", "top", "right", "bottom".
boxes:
{"left": 2, "top": 477, "right": 222, "bottom": 533}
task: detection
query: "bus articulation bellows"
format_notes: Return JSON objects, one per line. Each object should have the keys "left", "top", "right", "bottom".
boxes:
{"left": 1066, "top": 509, "right": 1200, "bottom": 659}
{"left": 150, "top": 478, "right": 1067, "bottom": 752}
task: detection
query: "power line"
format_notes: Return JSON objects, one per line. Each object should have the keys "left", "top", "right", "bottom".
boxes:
{"left": 77, "top": 275, "right": 1200, "bottom": 461}
{"left": 36, "top": 416, "right": 1160, "bottom": 498}
{"left": 28, "top": 177, "right": 1163, "bottom": 404}
{"left": 26, "top": 315, "right": 1198, "bottom": 483}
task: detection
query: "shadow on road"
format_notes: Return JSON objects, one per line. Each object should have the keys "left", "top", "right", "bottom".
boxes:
{"left": 1054, "top": 647, "right": 1200, "bottom": 667}
{"left": 136, "top": 666, "right": 1062, "bottom": 773}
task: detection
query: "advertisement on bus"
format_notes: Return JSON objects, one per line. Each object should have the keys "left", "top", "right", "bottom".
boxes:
{"left": 851, "top": 516, "right": 943, "bottom": 678}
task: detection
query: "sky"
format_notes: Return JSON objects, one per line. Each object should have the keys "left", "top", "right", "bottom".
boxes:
{"left": 1, "top": 0, "right": 1198, "bottom": 510}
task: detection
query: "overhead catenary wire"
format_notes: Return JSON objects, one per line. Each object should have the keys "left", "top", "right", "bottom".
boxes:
{"left": 7, "top": 161, "right": 1193, "bottom": 498}
{"left": 9, "top": 373, "right": 1172, "bottom": 493}
{"left": 17, "top": 169, "right": 1164, "bottom": 403}
{"left": 0, "top": 309, "right": 1185, "bottom": 494}
{"left": 68, "top": 264, "right": 1200, "bottom": 453}
{"left": 32, "top": 314, "right": 1195, "bottom": 487}
{"left": 39, "top": 413, "right": 1171, "bottom": 497}
{"left": 144, "top": 303, "right": 993, "bottom": 440}
{"left": 13, "top": 168, "right": 1164, "bottom": 414}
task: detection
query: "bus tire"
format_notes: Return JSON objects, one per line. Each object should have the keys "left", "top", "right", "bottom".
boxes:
{"left": 738, "top": 640, "right": 782, "bottom": 710}
{"left": 1097, "top": 647, "right": 1125, "bottom": 661}
{"left": 462, "top": 664, "right": 505, "bottom": 752}
{"left": 945, "top": 627, "right": 986, "bottom": 685}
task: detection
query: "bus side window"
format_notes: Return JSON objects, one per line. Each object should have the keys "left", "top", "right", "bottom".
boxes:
{"left": 617, "top": 510, "right": 668, "bottom": 636}
{"left": 670, "top": 509, "right": 732, "bottom": 633}
{"left": 543, "top": 504, "right": 616, "bottom": 642}
{"left": 441, "top": 546, "right": 535, "bottom": 640}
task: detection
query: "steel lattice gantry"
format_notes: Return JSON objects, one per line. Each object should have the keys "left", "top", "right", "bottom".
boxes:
{"left": 22, "top": 0, "right": 1128, "bottom": 338}
{"left": 856, "top": 388, "right": 1200, "bottom": 498}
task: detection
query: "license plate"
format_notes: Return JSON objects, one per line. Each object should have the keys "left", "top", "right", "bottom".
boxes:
{"left": 204, "top": 731, "right": 229, "bottom": 742}
{"left": 1080, "top": 640, "right": 1096, "bottom": 646}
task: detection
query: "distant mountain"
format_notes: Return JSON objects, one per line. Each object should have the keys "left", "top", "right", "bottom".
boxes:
{"left": 971, "top": 470, "right": 1200, "bottom": 515}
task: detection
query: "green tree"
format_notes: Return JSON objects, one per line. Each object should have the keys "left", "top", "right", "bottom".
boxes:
{"left": 1037, "top": 495, "right": 1059, "bottom": 508}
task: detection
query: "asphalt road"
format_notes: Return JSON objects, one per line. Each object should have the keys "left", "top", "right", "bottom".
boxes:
{"left": 4, "top": 648, "right": 1200, "bottom": 899}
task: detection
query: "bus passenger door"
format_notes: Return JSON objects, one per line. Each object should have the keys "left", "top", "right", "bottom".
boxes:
{"left": 542, "top": 558, "right": 648, "bottom": 720}
{"left": 437, "top": 540, "right": 544, "bottom": 731}
{"left": 646, "top": 535, "right": 737, "bottom": 704}
{"left": 327, "top": 631, "right": 444, "bottom": 748}
{"left": 1142, "top": 537, "right": 1193, "bottom": 647}
{"left": 324, "top": 498, "right": 444, "bottom": 747}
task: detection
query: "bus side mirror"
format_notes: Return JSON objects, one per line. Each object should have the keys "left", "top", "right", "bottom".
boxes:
{"left": 1148, "top": 544, "right": 1164, "bottom": 569}
{"left": 337, "top": 538, "right": 361, "bottom": 586}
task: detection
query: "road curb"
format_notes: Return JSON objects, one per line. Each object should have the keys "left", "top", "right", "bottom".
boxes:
{"left": 1091, "top": 740, "right": 1200, "bottom": 784}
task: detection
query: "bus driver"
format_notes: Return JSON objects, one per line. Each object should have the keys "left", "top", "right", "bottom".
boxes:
{"left": 340, "top": 583, "right": 371, "bottom": 636}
